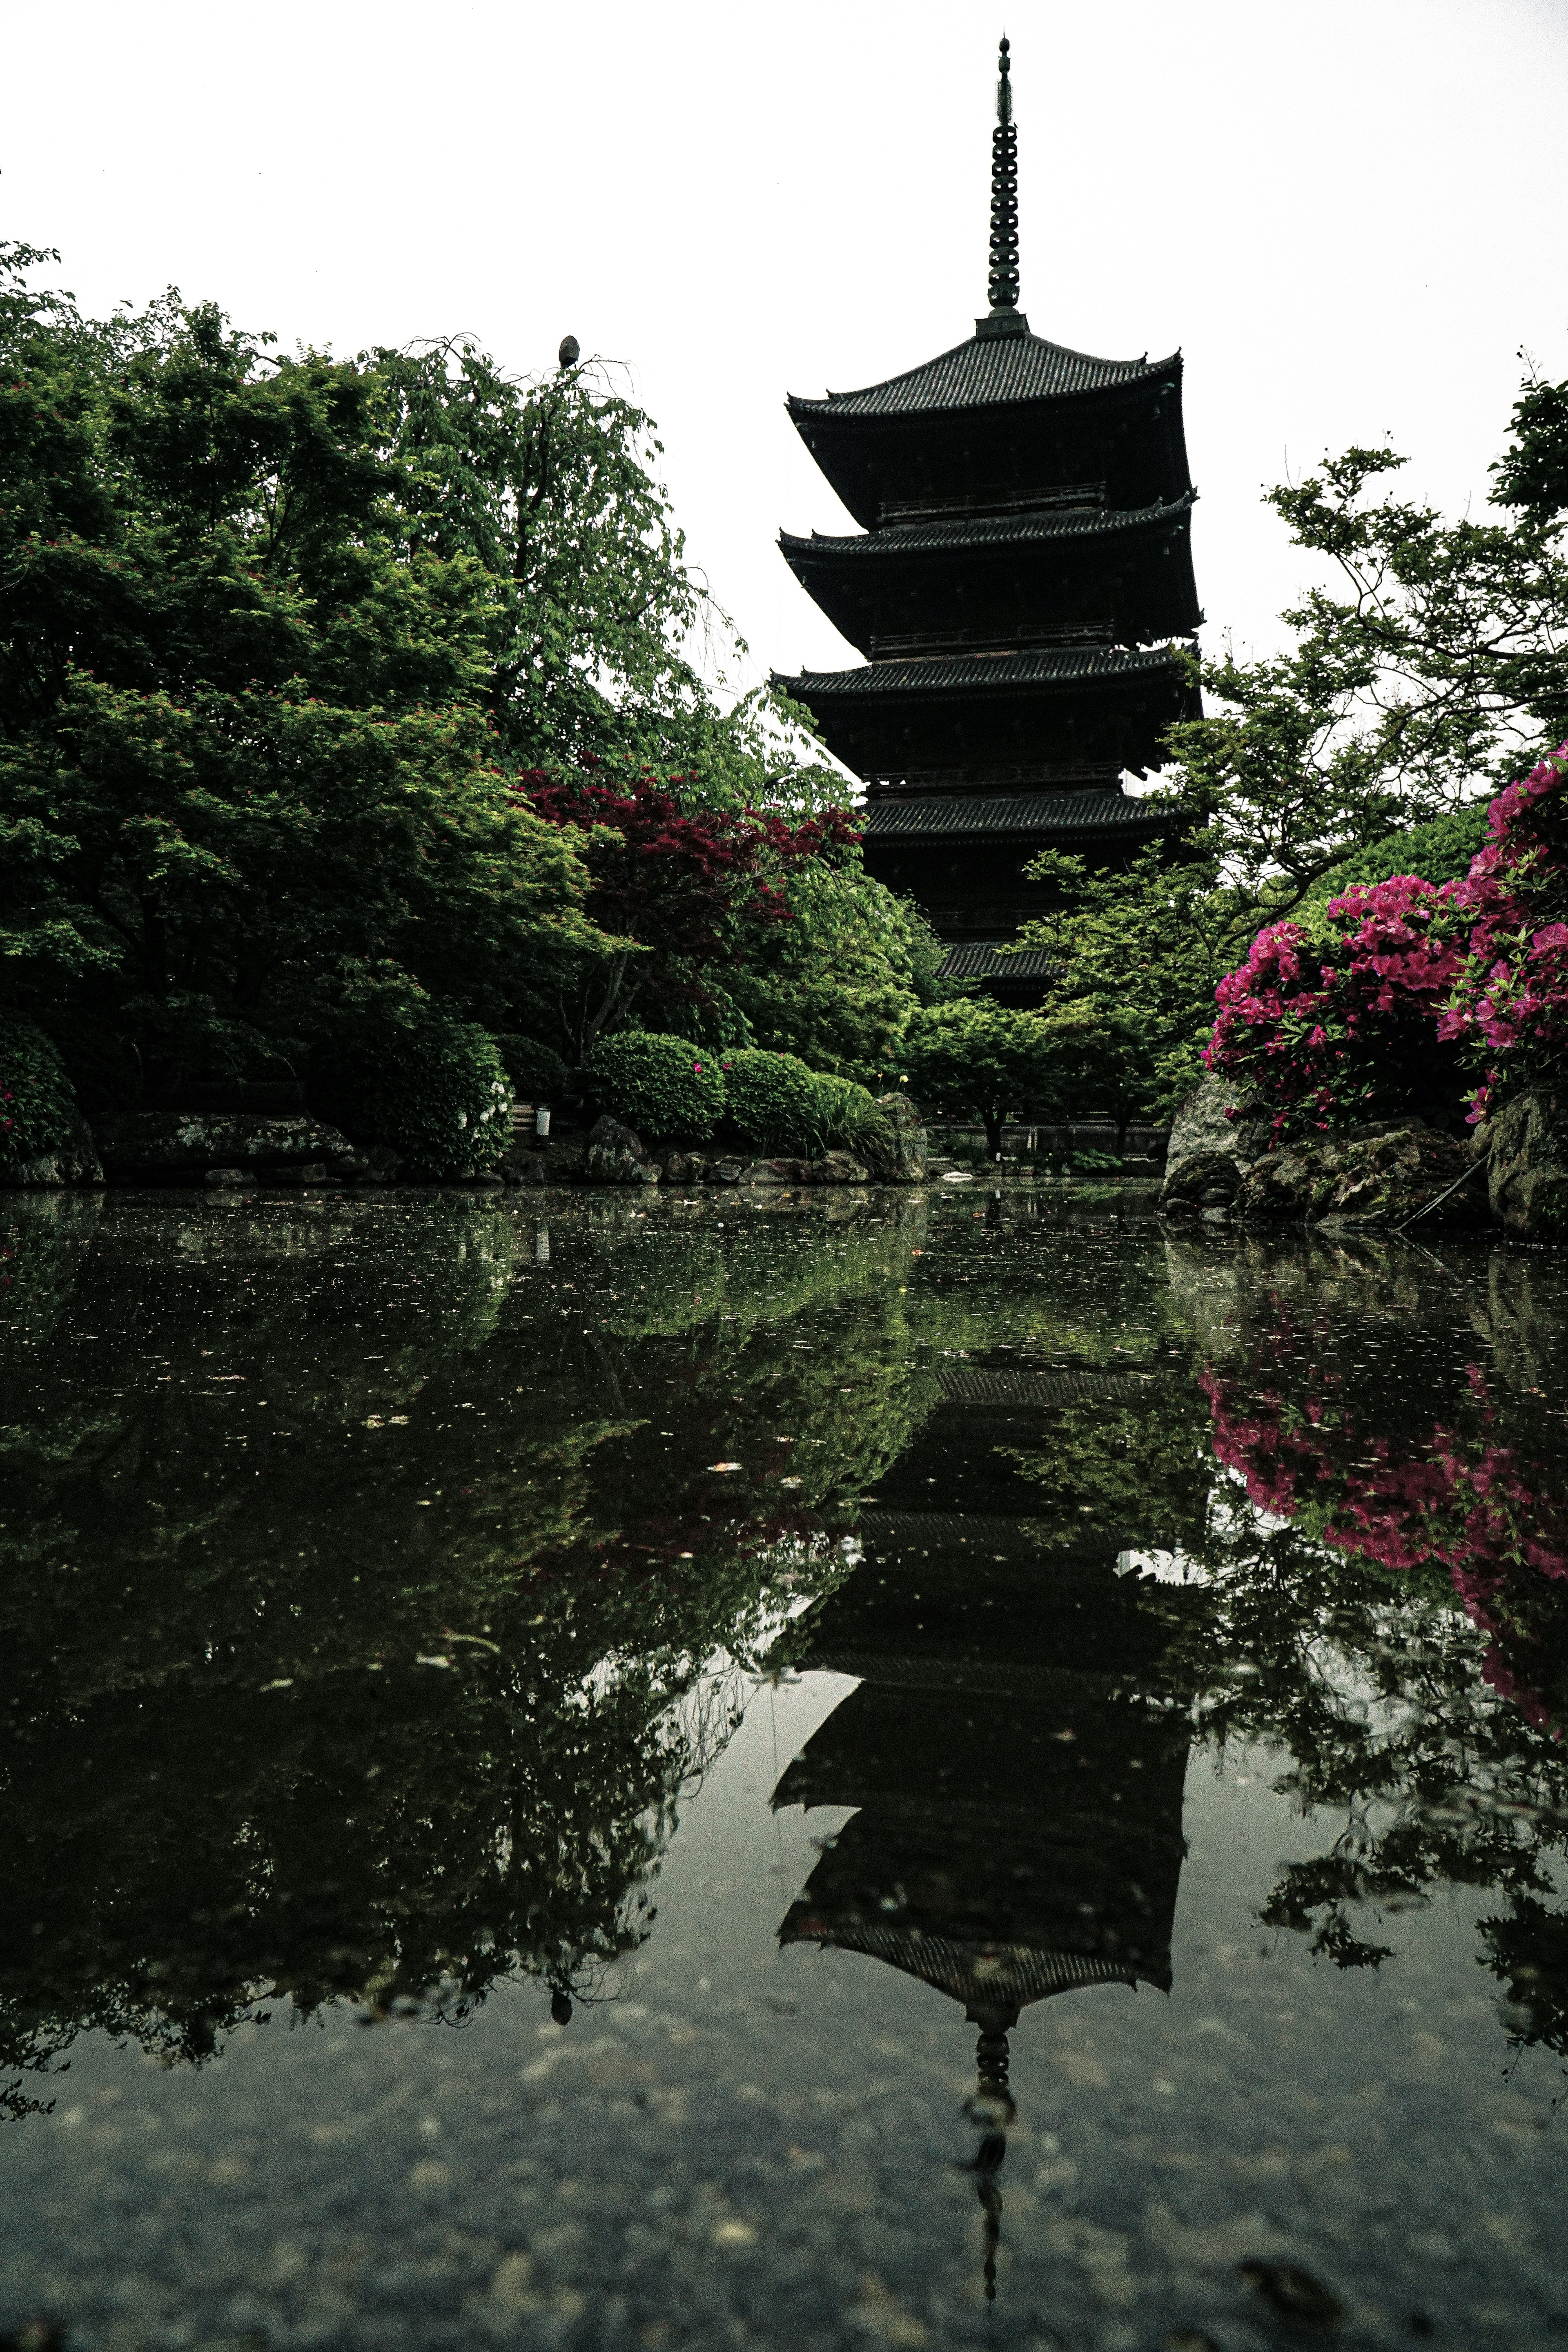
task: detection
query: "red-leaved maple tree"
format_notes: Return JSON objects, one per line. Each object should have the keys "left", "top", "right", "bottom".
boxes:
{"left": 516, "top": 770, "right": 859, "bottom": 1051}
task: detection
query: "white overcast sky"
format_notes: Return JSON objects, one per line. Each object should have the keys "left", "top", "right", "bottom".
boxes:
{"left": 6, "top": 0, "right": 1567, "bottom": 712}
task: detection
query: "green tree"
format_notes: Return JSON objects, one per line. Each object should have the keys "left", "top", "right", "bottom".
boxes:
{"left": 1015, "top": 846, "right": 1246, "bottom": 1126}
{"left": 372, "top": 337, "right": 837, "bottom": 805}
{"left": 1164, "top": 395, "right": 1568, "bottom": 911}
{"left": 0, "top": 245, "right": 605, "bottom": 1096}
{"left": 899, "top": 998, "right": 1060, "bottom": 1156}
{"left": 722, "top": 854, "right": 949, "bottom": 1075}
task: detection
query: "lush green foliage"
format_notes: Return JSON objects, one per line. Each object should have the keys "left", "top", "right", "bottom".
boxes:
{"left": 520, "top": 771, "right": 861, "bottom": 1058}
{"left": 720, "top": 1047, "right": 821, "bottom": 1155}
{"left": 371, "top": 339, "right": 835, "bottom": 800}
{"left": 0, "top": 1015, "right": 76, "bottom": 1169}
{"left": 722, "top": 858, "right": 951, "bottom": 1077}
{"left": 496, "top": 1031, "right": 570, "bottom": 1101}
{"left": 309, "top": 995, "right": 513, "bottom": 1174}
{"left": 1163, "top": 389, "right": 1568, "bottom": 909}
{"left": 806, "top": 1072, "right": 893, "bottom": 1165}
{"left": 0, "top": 247, "right": 936, "bottom": 1104}
{"left": 1305, "top": 803, "right": 1494, "bottom": 902}
{"left": 899, "top": 998, "right": 1060, "bottom": 1154}
{"left": 1018, "top": 847, "right": 1245, "bottom": 1125}
{"left": 584, "top": 1030, "right": 726, "bottom": 1141}
{"left": 0, "top": 243, "right": 602, "bottom": 1096}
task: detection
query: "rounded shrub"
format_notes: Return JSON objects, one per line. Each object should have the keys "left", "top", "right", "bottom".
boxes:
{"left": 496, "top": 1032, "right": 570, "bottom": 1102}
{"left": 0, "top": 1016, "right": 78, "bottom": 1172}
{"left": 584, "top": 1032, "right": 725, "bottom": 1143}
{"left": 309, "top": 1008, "right": 513, "bottom": 1176}
{"left": 721, "top": 1048, "right": 821, "bottom": 1155}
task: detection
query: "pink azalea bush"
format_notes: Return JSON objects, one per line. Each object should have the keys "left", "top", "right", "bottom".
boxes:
{"left": 1203, "top": 876, "right": 1466, "bottom": 1140}
{"left": 1436, "top": 745, "right": 1568, "bottom": 1118}
{"left": 1206, "top": 743, "right": 1568, "bottom": 1135}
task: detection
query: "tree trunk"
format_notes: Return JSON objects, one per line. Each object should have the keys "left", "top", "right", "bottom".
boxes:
{"left": 982, "top": 1109, "right": 1005, "bottom": 1158}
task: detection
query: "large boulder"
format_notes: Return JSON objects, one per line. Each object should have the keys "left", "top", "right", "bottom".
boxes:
{"left": 1488, "top": 1093, "right": 1568, "bottom": 1240}
{"left": 871, "top": 1093, "right": 929, "bottom": 1181}
{"left": 1237, "top": 1125, "right": 1487, "bottom": 1229}
{"left": 92, "top": 1110, "right": 351, "bottom": 1183}
{"left": 0, "top": 1110, "right": 103, "bottom": 1187}
{"left": 582, "top": 1115, "right": 661, "bottom": 1185}
{"left": 1164, "top": 1074, "right": 1269, "bottom": 1180}
{"left": 810, "top": 1152, "right": 871, "bottom": 1185}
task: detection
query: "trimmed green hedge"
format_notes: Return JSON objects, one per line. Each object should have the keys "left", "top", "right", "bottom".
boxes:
{"left": 0, "top": 1017, "right": 78, "bottom": 1170}
{"left": 584, "top": 1032, "right": 726, "bottom": 1142}
{"left": 496, "top": 1033, "right": 570, "bottom": 1102}
{"left": 1306, "top": 804, "right": 1492, "bottom": 902}
{"left": 722, "top": 1048, "right": 821, "bottom": 1155}
{"left": 309, "top": 1009, "right": 513, "bottom": 1176}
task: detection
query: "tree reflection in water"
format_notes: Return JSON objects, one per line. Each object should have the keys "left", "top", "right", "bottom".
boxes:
{"left": 2, "top": 1189, "right": 1567, "bottom": 2240}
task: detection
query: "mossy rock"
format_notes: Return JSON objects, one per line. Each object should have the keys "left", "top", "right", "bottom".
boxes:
{"left": 1488, "top": 1094, "right": 1568, "bottom": 1240}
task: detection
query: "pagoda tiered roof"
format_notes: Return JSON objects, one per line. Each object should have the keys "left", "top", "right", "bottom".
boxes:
{"left": 787, "top": 322, "right": 1170, "bottom": 419}
{"left": 770, "top": 33, "right": 1201, "bottom": 966}
{"left": 859, "top": 788, "right": 1175, "bottom": 838}
{"left": 780, "top": 491, "right": 1193, "bottom": 562}
{"left": 782, "top": 641, "right": 1187, "bottom": 699}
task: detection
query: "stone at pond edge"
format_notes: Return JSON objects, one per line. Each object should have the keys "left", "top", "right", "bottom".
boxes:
{"left": 812, "top": 1152, "right": 871, "bottom": 1185}
{"left": 871, "top": 1093, "right": 929, "bottom": 1180}
{"left": 1164, "top": 1073, "right": 1268, "bottom": 1178}
{"left": 1157, "top": 1149, "right": 1244, "bottom": 1219}
{"left": 1488, "top": 1092, "right": 1568, "bottom": 1239}
{"left": 1237, "top": 1125, "right": 1487, "bottom": 1228}
{"left": 0, "top": 1110, "right": 103, "bottom": 1187}
{"left": 582, "top": 1115, "right": 661, "bottom": 1185}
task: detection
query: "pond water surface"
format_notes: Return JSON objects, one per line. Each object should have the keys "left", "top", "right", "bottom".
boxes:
{"left": 2, "top": 1185, "right": 1566, "bottom": 2352}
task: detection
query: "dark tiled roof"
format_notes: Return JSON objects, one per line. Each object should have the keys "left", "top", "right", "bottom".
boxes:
{"left": 789, "top": 327, "right": 1173, "bottom": 419}
{"left": 862, "top": 791, "right": 1174, "bottom": 838}
{"left": 775, "top": 1918, "right": 1145, "bottom": 2007}
{"left": 775, "top": 643, "right": 1185, "bottom": 699}
{"left": 780, "top": 492, "right": 1194, "bottom": 563}
{"left": 935, "top": 942, "right": 1058, "bottom": 980}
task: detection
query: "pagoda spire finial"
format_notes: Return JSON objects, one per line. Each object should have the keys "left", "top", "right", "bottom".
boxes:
{"left": 987, "top": 35, "right": 1020, "bottom": 316}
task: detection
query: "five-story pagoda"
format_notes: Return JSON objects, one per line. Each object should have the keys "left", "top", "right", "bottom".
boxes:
{"left": 772, "top": 38, "right": 1200, "bottom": 985}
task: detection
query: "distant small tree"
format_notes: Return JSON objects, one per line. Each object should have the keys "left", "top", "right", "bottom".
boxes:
{"left": 899, "top": 999, "right": 1060, "bottom": 1157}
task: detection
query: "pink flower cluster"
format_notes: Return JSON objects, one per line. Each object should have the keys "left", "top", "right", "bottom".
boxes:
{"left": 1207, "top": 745, "right": 1568, "bottom": 1132}
{"left": 1205, "top": 876, "right": 1464, "bottom": 1139}
{"left": 1435, "top": 748, "right": 1568, "bottom": 1116}
{"left": 1201, "top": 1365, "right": 1568, "bottom": 1732}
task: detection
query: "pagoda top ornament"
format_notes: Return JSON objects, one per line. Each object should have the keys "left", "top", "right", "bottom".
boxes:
{"left": 986, "top": 36, "right": 1022, "bottom": 326}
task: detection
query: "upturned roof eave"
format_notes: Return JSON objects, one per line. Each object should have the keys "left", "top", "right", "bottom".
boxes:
{"left": 776, "top": 489, "right": 1196, "bottom": 564}
{"left": 785, "top": 345, "right": 1183, "bottom": 427}
{"left": 768, "top": 643, "right": 1197, "bottom": 703}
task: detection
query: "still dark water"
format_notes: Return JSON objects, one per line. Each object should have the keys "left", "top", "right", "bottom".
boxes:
{"left": 2, "top": 1184, "right": 1566, "bottom": 2352}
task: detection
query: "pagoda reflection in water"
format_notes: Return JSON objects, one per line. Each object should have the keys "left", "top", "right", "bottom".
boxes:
{"left": 771, "top": 1356, "right": 1194, "bottom": 2297}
